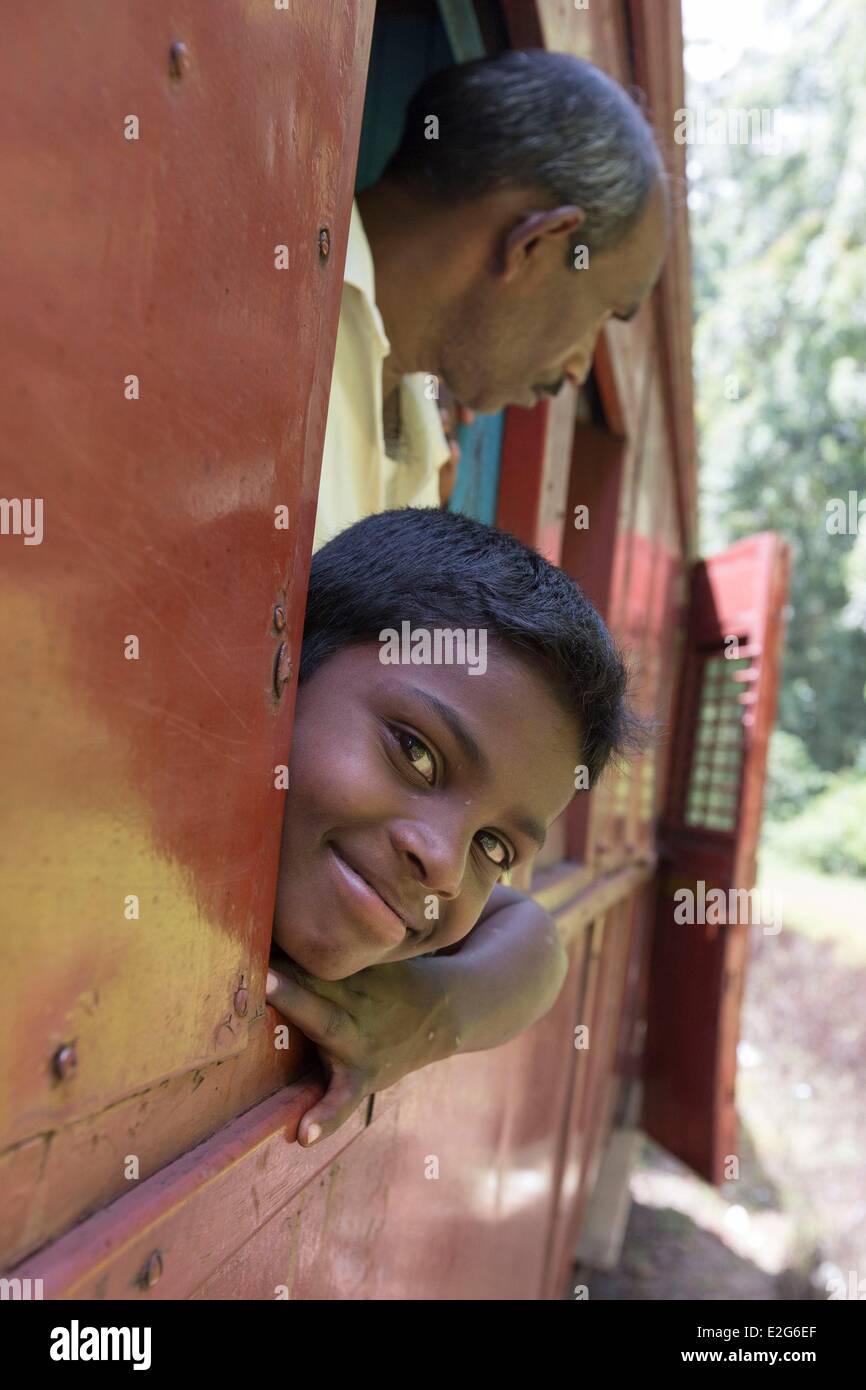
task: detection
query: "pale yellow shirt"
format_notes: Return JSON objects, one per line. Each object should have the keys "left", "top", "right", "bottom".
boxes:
{"left": 313, "top": 202, "right": 449, "bottom": 552}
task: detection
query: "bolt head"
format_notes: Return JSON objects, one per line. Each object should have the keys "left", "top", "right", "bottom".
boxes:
{"left": 273, "top": 605, "right": 287, "bottom": 632}
{"left": 52, "top": 1043, "right": 77, "bottom": 1080}
{"left": 234, "top": 987, "right": 249, "bottom": 1017}
{"left": 169, "top": 41, "right": 190, "bottom": 79}
{"left": 318, "top": 227, "right": 331, "bottom": 260}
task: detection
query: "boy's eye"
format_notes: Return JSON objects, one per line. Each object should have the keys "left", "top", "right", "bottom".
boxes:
{"left": 388, "top": 727, "right": 512, "bottom": 868}
{"left": 395, "top": 729, "right": 436, "bottom": 785}
{"left": 476, "top": 830, "right": 512, "bottom": 869}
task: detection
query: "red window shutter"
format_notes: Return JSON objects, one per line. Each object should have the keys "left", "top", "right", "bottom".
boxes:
{"left": 642, "top": 532, "right": 790, "bottom": 1182}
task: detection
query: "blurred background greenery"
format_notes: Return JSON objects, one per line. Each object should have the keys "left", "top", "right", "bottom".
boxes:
{"left": 687, "top": 0, "right": 866, "bottom": 874}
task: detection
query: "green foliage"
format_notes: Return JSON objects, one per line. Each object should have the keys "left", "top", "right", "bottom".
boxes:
{"left": 763, "top": 729, "right": 828, "bottom": 823}
{"left": 764, "top": 772, "right": 866, "bottom": 875}
{"left": 689, "top": 0, "right": 866, "bottom": 773}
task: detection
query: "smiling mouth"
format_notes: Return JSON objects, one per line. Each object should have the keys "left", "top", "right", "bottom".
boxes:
{"left": 327, "top": 843, "right": 421, "bottom": 947}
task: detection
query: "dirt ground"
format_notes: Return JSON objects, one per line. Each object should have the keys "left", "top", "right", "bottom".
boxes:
{"left": 577, "top": 854, "right": 866, "bottom": 1301}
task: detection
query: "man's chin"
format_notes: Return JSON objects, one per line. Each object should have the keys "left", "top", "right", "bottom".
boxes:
{"left": 465, "top": 390, "right": 514, "bottom": 414}
{"left": 480, "top": 388, "right": 541, "bottom": 412}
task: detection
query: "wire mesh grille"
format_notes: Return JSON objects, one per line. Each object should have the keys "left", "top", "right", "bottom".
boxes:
{"left": 684, "top": 652, "right": 751, "bottom": 831}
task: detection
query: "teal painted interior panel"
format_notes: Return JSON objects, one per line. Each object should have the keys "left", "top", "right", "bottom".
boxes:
{"left": 354, "top": 5, "right": 505, "bottom": 524}
{"left": 449, "top": 413, "right": 505, "bottom": 525}
{"left": 356, "top": 14, "right": 455, "bottom": 191}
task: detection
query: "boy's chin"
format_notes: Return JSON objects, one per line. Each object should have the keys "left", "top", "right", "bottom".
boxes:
{"left": 271, "top": 916, "right": 378, "bottom": 982}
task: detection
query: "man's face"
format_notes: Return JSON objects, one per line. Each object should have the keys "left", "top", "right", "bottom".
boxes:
{"left": 440, "top": 178, "right": 669, "bottom": 413}
{"left": 274, "top": 640, "right": 579, "bottom": 980}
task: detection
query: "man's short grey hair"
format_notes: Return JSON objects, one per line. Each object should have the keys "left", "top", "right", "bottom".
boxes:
{"left": 385, "top": 49, "right": 663, "bottom": 254}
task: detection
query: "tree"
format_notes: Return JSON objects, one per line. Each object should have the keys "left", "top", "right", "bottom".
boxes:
{"left": 688, "top": 0, "right": 866, "bottom": 772}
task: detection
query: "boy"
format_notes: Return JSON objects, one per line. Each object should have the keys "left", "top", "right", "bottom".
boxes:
{"left": 267, "top": 507, "right": 643, "bottom": 1145}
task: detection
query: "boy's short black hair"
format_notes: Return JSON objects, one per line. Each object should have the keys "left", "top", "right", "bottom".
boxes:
{"left": 300, "top": 508, "right": 646, "bottom": 788}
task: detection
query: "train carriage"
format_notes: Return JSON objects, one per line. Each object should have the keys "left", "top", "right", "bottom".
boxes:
{"left": 0, "top": 0, "right": 787, "bottom": 1300}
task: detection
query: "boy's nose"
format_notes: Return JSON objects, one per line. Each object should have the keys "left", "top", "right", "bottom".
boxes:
{"left": 390, "top": 819, "right": 466, "bottom": 901}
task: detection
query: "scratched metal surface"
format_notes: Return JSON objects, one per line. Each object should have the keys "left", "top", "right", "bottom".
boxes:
{"left": 0, "top": 0, "right": 373, "bottom": 1194}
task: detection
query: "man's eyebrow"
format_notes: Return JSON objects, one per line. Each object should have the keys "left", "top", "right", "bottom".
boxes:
{"left": 409, "top": 687, "right": 489, "bottom": 774}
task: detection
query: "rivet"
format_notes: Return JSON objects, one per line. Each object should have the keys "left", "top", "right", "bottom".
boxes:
{"left": 273, "top": 605, "right": 286, "bottom": 632}
{"left": 318, "top": 227, "right": 331, "bottom": 260}
{"left": 274, "top": 642, "right": 292, "bottom": 696}
{"left": 169, "top": 41, "right": 190, "bottom": 80}
{"left": 234, "top": 987, "right": 249, "bottom": 1017}
{"left": 139, "top": 1250, "right": 163, "bottom": 1290}
{"left": 52, "top": 1043, "right": 77, "bottom": 1080}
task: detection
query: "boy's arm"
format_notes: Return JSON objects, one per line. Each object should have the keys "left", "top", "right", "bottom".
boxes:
{"left": 266, "top": 885, "right": 569, "bottom": 1146}
{"left": 430, "top": 883, "right": 569, "bottom": 1053}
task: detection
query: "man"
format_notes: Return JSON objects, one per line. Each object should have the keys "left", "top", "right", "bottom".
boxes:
{"left": 276, "top": 49, "right": 669, "bottom": 1148}
{"left": 313, "top": 47, "right": 669, "bottom": 550}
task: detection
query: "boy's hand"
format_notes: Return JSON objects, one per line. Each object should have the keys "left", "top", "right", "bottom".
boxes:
{"left": 267, "top": 889, "right": 568, "bottom": 1149}
{"left": 266, "top": 954, "right": 457, "bottom": 1147}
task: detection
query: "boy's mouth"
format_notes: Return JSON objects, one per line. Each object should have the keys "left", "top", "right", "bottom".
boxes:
{"left": 327, "top": 842, "right": 420, "bottom": 948}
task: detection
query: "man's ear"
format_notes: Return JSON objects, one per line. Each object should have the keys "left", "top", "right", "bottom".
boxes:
{"left": 499, "top": 205, "right": 587, "bottom": 283}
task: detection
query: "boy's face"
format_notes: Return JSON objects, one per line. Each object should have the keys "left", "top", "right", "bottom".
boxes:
{"left": 274, "top": 639, "right": 581, "bottom": 980}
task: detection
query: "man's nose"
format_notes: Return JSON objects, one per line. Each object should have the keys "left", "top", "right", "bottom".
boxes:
{"left": 563, "top": 355, "right": 592, "bottom": 389}
{"left": 390, "top": 818, "right": 467, "bottom": 901}
{"left": 563, "top": 320, "right": 606, "bottom": 388}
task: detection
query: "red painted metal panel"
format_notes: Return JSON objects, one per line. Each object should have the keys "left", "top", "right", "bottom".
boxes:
{"left": 560, "top": 425, "right": 627, "bottom": 866}
{"left": 542, "top": 921, "right": 601, "bottom": 1298}
{"left": 14, "top": 965, "right": 582, "bottom": 1300}
{"left": 12, "top": 1082, "right": 367, "bottom": 1300}
{"left": 643, "top": 534, "right": 790, "bottom": 1181}
{"left": 495, "top": 400, "right": 551, "bottom": 551}
{"left": 8, "top": 861, "right": 657, "bottom": 1297}
{"left": 0, "top": 0, "right": 374, "bottom": 1249}
{"left": 543, "top": 897, "right": 637, "bottom": 1298}
{"left": 0, "top": 1014, "right": 316, "bottom": 1269}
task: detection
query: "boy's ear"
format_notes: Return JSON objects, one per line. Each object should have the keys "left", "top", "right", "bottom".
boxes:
{"left": 499, "top": 206, "right": 587, "bottom": 283}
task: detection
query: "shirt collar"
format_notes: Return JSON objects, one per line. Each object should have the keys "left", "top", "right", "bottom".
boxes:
{"left": 344, "top": 200, "right": 390, "bottom": 356}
